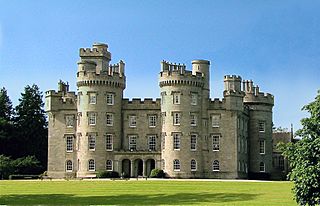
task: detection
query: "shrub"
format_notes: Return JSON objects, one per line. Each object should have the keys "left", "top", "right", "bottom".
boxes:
{"left": 149, "top": 169, "right": 165, "bottom": 178}
{"left": 96, "top": 171, "right": 119, "bottom": 178}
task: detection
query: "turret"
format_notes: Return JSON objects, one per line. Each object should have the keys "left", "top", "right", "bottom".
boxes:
{"left": 223, "top": 75, "right": 245, "bottom": 110}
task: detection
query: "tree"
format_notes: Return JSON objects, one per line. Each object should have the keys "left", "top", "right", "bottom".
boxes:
{"left": 0, "top": 87, "right": 13, "bottom": 121}
{"left": 279, "top": 90, "right": 320, "bottom": 205}
{"left": 15, "top": 84, "right": 48, "bottom": 170}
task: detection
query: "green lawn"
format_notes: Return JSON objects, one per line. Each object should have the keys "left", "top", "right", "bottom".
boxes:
{"left": 0, "top": 180, "right": 295, "bottom": 205}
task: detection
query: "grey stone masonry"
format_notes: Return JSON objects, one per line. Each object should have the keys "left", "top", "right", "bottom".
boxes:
{"left": 45, "top": 43, "right": 274, "bottom": 179}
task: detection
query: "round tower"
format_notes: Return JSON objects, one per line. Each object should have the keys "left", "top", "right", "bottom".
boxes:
{"left": 76, "top": 43, "right": 126, "bottom": 177}
{"left": 159, "top": 60, "right": 209, "bottom": 178}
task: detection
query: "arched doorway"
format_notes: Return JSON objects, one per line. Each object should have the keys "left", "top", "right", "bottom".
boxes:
{"left": 146, "top": 159, "right": 156, "bottom": 176}
{"left": 122, "top": 159, "right": 131, "bottom": 177}
{"left": 134, "top": 159, "right": 143, "bottom": 177}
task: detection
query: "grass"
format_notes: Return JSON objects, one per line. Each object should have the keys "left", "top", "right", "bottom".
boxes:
{"left": 0, "top": 179, "right": 295, "bottom": 205}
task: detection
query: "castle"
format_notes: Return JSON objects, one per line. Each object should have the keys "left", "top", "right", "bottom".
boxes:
{"left": 45, "top": 43, "right": 274, "bottom": 179}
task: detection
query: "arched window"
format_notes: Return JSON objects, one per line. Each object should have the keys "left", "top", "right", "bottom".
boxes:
{"left": 66, "top": 160, "right": 73, "bottom": 172}
{"left": 212, "top": 160, "right": 220, "bottom": 171}
{"left": 259, "top": 162, "right": 265, "bottom": 172}
{"left": 106, "top": 160, "right": 113, "bottom": 171}
{"left": 191, "top": 159, "right": 197, "bottom": 171}
{"left": 173, "top": 159, "right": 180, "bottom": 171}
{"left": 88, "top": 159, "right": 95, "bottom": 171}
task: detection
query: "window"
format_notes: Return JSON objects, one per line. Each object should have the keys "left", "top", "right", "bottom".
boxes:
{"left": 66, "top": 115, "right": 74, "bottom": 127}
{"left": 173, "top": 159, "right": 180, "bottom": 171}
{"left": 173, "top": 112, "right": 181, "bottom": 125}
{"left": 106, "top": 134, "right": 113, "bottom": 151}
{"left": 66, "top": 136, "right": 73, "bottom": 152}
{"left": 88, "top": 112, "right": 96, "bottom": 125}
{"left": 259, "top": 140, "right": 265, "bottom": 154}
{"left": 106, "top": 160, "right": 113, "bottom": 171}
{"left": 190, "top": 114, "right": 197, "bottom": 126}
{"left": 148, "top": 115, "right": 156, "bottom": 127}
{"left": 259, "top": 162, "right": 265, "bottom": 172}
{"left": 173, "top": 133, "right": 181, "bottom": 150}
{"left": 213, "top": 160, "right": 220, "bottom": 171}
{"left": 66, "top": 160, "right": 73, "bottom": 172}
{"left": 190, "top": 134, "right": 197, "bottom": 151}
{"left": 148, "top": 135, "right": 156, "bottom": 151}
{"left": 106, "top": 113, "right": 113, "bottom": 126}
{"left": 129, "top": 115, "right": 137, "bottom": 127}
{"left": 191, "top": 159, "right": 197, "bottom": 171}
{"left": 191, "top": 93, "right": 197, "bottom": 105}
{"left": 212, "top": 135, "right": 220, "bottom": 151}
{"left": 129, "top": 135, "right": 137, "bottom": 151}
{"left": 89, "top": 93, "right": 97, "bottom": 104}
{"left": 173, "top": 93, "right": 180, "bottom": 104}
{"left": 259, "top": 121, "right": 265, "bottom": 132}
{"left": 88, "top": 159, "right": 95, "bottom": 171}
{"left": 106, "top": 93, "right": 114, "bottom": 105}
{"left": 88, "top": 134, "right": 96, "bottom": 151}
{"left": 212, "top": 114, "right": 220, "bottom": 127}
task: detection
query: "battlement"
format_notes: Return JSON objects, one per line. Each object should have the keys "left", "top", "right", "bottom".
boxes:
{"left": 208, "top": 98, "right": 226, "bottom": 110}
{"left": 242, "top": 79, "right": 274, "bottom": 105}
{"left": 122, "top": 98, "right": 161, "bottom": 110}
{"left": 79, "top": 43, "right": 111, "bottom": 60}
{"left": 224, "top": 75, "right": 242, "bottom": 81}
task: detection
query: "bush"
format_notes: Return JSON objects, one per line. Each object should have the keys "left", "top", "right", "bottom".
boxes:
{"left": 149, "top": 169, "right": 165, "bottom": 178}
{"left": 96, "top": 171, "right": 119, "bottom": 178}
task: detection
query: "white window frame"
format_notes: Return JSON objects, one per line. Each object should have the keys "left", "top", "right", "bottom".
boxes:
{"left": 212, "top": 135, "right": 220, "bottom": 151}
{"left": 212, "top": 160, "right": 220, "bottom": 171}
{"left": 66, "top": 115, "right": 74, "bottom": 128}
{"left": 173, "top": 159, "right": 180, "bottom": 171}
{"left": 89, "top": 93, "right": 97, "bottom": 104}
{"left": 106, "top": 113, "right": 113, "bottom": 126}
{"left": 88, "top": 159, "right": 95, "bottom": 171}
{"left": 129, "top": 115, "right": 137, "bottom": 127}
{"left": 66, "top": 160, "right": 73, "bottom": 172}
{"left": 173, "top": 112, "right": 181, "bottom": 125}
{"left": 106, "top": 160, "right": 113, "bottom": 171}
{"left": 259, "top": 140, "right": 265, "bottom": 154}
{"left": 106, "top": 134, "right": 113, "bottom": 151}
{"left": 212, "top": 114, "right": 220, "bottom": 128}
{"left": 191, "top": 159, "right": 197, "bottom": 171}
{"left": 191, "top": 93, "right": 197, "bottom": 105}
{"left": 173, "top": 133, "right": 181, "bottom": 150}
{"left": 173, "top": 93, "right": 181, "bottom": 105}
{"left": 66, "top": 136, "right": 73, "bottom": 152}
{"left": 259, "top": 162, "right": 265, "bottom": 172}
{"left": 88, "top": 134, "right": 96, "bottom": 151}
{"left": 148, "top": 135, "right": 156, "bottom": 151}
{"left": 190, "top": 114, "right": 197, "bottom": 126}
{"left": 129, "top": 135, "right": 137, "bottom": 151}
{"left": 190, "top": 134, "right": 197, "bottom": 151}
{"left": 88, "top": 112, "right": 96, "bottom": 126}
{"left": 259, "top": 121, "right": 265, "bottom": 133}
{"left": 148, "top": 115, "right": 156, "bottom": 127}
{"left": 106, "top": 93, "right": 114, "bottom": 105}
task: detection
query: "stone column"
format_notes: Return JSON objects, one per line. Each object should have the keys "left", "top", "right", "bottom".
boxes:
{"left": 143, "top": 160, "right": 147, "bottom": 177}
{"left": 130, "top": 160, "right": 135, "bottom": 177}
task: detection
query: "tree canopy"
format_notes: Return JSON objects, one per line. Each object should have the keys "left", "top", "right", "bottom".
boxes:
{"left": 279, "top": 90, "right": 320, "bottom": 205}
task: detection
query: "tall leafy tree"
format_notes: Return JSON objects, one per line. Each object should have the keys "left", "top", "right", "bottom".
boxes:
{"left": 279, "top": 90, "right": 320, "bottom": 205}
{"left": 15, "top": 84, "right": 48, "bottom": 169}
{"left": 0, "top": 87, "right": 15, "bottom": 154}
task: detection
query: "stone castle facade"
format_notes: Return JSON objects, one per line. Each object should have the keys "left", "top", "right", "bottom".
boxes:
{"left": 45, "top": 43, "right": 274, "bottom": 179}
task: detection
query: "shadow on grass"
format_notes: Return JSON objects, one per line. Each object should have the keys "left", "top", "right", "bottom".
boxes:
{"left": 0, "top": 192, "right": 259, "bottom": 205}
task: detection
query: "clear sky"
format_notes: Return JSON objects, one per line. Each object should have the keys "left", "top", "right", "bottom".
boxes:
{"left": 0, "top": 0, "right": 319, "bottom": 131}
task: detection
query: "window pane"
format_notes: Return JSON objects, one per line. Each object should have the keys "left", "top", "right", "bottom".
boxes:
{"left": 129, "top": 135, "right": 137, "bottom": 150}
{"left": 106, "top": 134, "right": 113, "bottom": 151}
{"left": 173, "top": 159, "right": 180, "bottom": 171}
{"left": 66, "top": 136, "right": 73, "bottom": 152}
{"left": 88, "top": 134, "right": 96, "bottom": 150}
{"left": 212, "top": 115, "right": 220, "bottom": 127}
{"left": 191, "top": 134, "right": 197, "bottom": 150}
{"left": 89, "top": 93, "right": 96, "bottom": 104}
{"left": 149, "top": 115, "right": 156, "bottom": 127}
{"left": 148, "top": 135, "right": 156, "bottom": 151}
{"left": 212, "top": 135, "right": 220, "bottom": 151}
{"left": 129, "top": 115, "right": 137, "bottom": 127}
{"left": 106, "top": 160, "right": 113, "bottom": 171}
{"left": 106, "top": 93, "right": 114, "bottom": 105}
{"left": 173, "top": 133, "right": 181, "bottom": 150}
{"left": 106, "top": 113, "right": 113, "bottom": 126}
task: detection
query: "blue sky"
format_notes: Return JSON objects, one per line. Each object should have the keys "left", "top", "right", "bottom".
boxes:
{"left": 0, "top": 0, "right": 319, "bottom": 131}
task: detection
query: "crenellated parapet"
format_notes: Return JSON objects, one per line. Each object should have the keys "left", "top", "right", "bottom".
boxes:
{"left": 208, "top": 98, "right": 226, "bottom": 110}
{"left": 243, "top": 80, "right": 274, "bottom": 105}
{"left": 159, "top": 60, "right": 205, "bottom": 88}
{"left": 79, "top": 43, "right": 111, "bottom": 60}
{"left": 122, "top": 98, "right": 161, "bottom": 110}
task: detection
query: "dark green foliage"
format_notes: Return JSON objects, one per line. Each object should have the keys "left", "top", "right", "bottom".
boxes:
{"left": 96, "top": 171, "right": 120, "bottom": 178}
{"left": 14, "top": 84, "right": 48, "bottom": 170}
{"left": 149, "top": 169, "right": 165, "bottom": 178}
{"left": 279, "top": 90, "right": 320, "bottom": 205}
{"left": 0, "top": 87, "right": 13, "bottom": 121}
